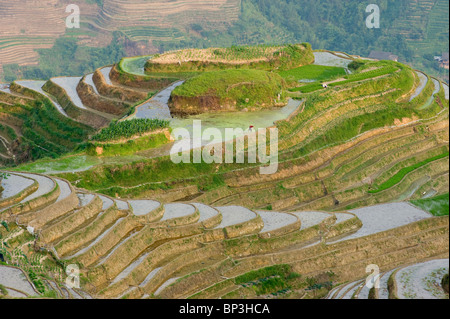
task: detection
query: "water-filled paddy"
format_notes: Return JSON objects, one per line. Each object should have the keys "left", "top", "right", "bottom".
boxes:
{"left": 291, "top": 211, "right": 331, "bottom": 230}
{"left": 132, "top": 81, "right": 184, "bottom": 120}
{"left": 0, "top": 173, "right": 34, "bottom": 200}
{"left": 396, "top": 259, "right": 449, "bottom": 299}
{"left": 84, "top": 73, "right": 100, "bottom": 94}
{"left": 409, "top": 71, "right": 428, "bottom": 102}
{"left": 51, "top": 77, "right": 85, "bottom": 109}
{"left": 120, "top": 56, "right": 152, "bottom": 76}
{"left": 215, "top": 206, "right": 256, "bottom": 228}
{"left": 100, "top": 67, "right": 113, "bottom": 85}
{"left": 257, "top": 211, "right": 298, "bottom": 233}
{"left": 129, "top": 200, "right": 160, "bottom": 216}
{"left": 313, "top": 52, "right": 352, "bottom": 69}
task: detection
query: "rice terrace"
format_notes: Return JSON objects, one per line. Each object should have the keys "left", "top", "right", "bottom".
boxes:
{"left": 0, "top": 0, "right": 449, "bottom": 304}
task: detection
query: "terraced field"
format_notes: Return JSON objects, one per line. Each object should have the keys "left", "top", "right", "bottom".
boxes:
{"left": 0, "top": 171, "right": 447, "bottom": 299}
{"left": 0, "top": 45, "right": 449, "bottom": 299}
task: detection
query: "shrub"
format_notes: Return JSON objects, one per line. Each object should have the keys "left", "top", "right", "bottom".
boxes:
{"left": 91, "top": 119, "right": 170, "bottom": 142}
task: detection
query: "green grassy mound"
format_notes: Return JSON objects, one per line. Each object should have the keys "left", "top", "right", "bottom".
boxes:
{"left": 411, "top": 193, "right": 449, "bottom": 216}
{"left": 170, "top": 69, "right": 286, "bottom": 114}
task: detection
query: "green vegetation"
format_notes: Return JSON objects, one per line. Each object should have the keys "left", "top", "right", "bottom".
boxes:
{"left": 91, "top": 119, "right": 170, "bottom": 142}
{"left": 235, "top": 265, "right": 291, "bottom": 285}
{"left": 88, "top": 133, "right": 170, "bottom": 157}
{"left": 28, "top": 269, "right": 45, "bottom": 294}
{"left": 2, "top": 34, "right": 126, "bottom": 81}
{"left": 11, "top": 155, "right": 101, "bottom": 174}
{"left": 291, "top": 62, "right": 400, "bottom": 93}
{"left": 155, "top": 0, "right": 447, "bottom": 79}
{"left": 411, "top": 193, "right": 450, "bottom": 216}
{"left": 0, "top": 124, "right": 17, "bottom": 141}
{"left": 234, "top": 264, "right": 301, "bottom": 296}
{"left": 280, "top": 64, "right": 346, "bottom": 82}
{"left": 172, "top": 69, "right": 285, "bottom": 109}
{"left": 2, "top": 1, "right": 448, "bottom": 81}
{"left": 0, "top": 96, "right": 92, "bottom": 166}
{"left": 0, "top": 284, "right": 8, "bottom": 297}
{"left": 145, "top": 44, "right": 314, "bottom": 73}
{"left": 370, "top": 152, "right": 450, "bottom": 194}
{"left": 442, "top": 273, "right": 449, "bottom": 293}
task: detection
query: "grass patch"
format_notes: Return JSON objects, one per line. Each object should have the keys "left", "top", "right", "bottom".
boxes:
{"left": 280, "top": 64, "right": 346, "bottom": 82}
{"left": 172, "top": 69, "right": 285, "bottom": 108}
{"left": 11, "top": 155, "right": 101, "bottom": 174}
{"left": 92, "top": 119, "right": 170, "bottom": 142}
{"left": 411, "top": 193, "right": 449, "bottom": 216}
{"left": 290, "top": 62, "right": 400, "bottom": 93}
{"left": 235, "top": 264, "right": 291, "bottom": 285}
{"left": 88, "top": 133, "right": 170, "bottom": 157}
{"left": 369, "top": 152, "right": 450, "bottom": 193}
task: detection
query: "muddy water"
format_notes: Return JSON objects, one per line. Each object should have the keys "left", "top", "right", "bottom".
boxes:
{"left": 170, "top": 98, "right": 302, "bottom": 148}
{"left": 161, "top": 203, "right": 196, "bottom": 221}
{"left": 291, "top": 211, "right": 331, "bottom": 230}
{"left": 0, "top": 83, "right": 11, "bottom": 93}
{"left": 133, "top": 81, "right": 184, "bottom": 120}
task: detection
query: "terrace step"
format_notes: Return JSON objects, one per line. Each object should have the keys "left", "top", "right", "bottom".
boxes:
{"left": 54, "top": 201, "right": 128, "bottom": 258}
{"left": 1, "top": 173, "right": 59, "bottom": 221}
{"left": 409, "top": 71, "right": 428, "bottom": 102}
{"left": 37, "top": 195, "right": 104, "bottom": 245}
{"left": 16, "top": 178, "right": 79, "bottom": 230}
{"left": 92, "top": 66, "right": 149, "bottom": 101}
{"left": 0, "top": 173, "right": 35, "bottom": 207}
{"left": 13, "top": 80, "right": 68, "bottom": 117}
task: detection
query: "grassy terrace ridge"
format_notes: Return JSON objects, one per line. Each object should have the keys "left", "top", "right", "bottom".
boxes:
{"left": 54, "top": 54, "right": 449, "bottom": 210}
{"left": 145, "top": 44, "right": 315, "bottom": 73}
{"left": 1, "top": 95, "right": 93, "bottom": 166}
{"left": 411, "top": 193, "right": 450, "bottom": 216}
{"left": 369, "top": 151, "right": 450, "bottom": 194}
{"left": 91, "top": 119, "right": 170, "bottom": 142}
{"left": 279, "top": 64, "right": 346, "bottom": 82}
{"left": 291, "top": 61, "right": 400, "bottom": 93}
{"left": 170, "top": 69, "right": 286, "bottom": 114}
